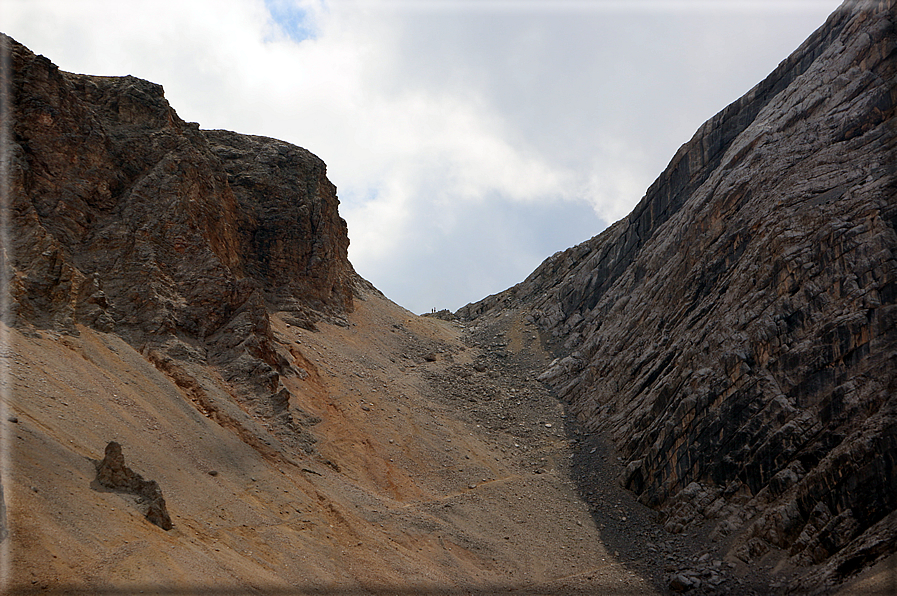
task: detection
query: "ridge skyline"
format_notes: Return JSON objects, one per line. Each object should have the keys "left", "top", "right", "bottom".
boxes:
{"left": 3, "top": 0, "right": 841, "bottom": 314}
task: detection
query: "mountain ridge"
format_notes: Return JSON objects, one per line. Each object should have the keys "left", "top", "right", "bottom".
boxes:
{"left": 458, "top": 0, "right": 897, "bottom": 590}
{"left": 2, "top": 0, "right": 896, "bottom": 593}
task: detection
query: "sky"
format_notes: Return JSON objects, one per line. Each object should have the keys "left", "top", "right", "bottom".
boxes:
{"left": 2, "top": 0, "right": 843, "bottom": 314}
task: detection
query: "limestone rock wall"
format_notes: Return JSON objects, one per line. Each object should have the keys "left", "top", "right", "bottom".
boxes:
{"left": 460, "top": 0, "right": 897, "bottom": 582}
{"left": 202, "top": 129, "right": 353, "bottom": 316}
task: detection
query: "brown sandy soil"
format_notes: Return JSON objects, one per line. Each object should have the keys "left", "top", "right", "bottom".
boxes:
{"left": 0, "top": 286, "right": 659, "bottom": 595}
{"left": 831, "top": 554, "right": 897, "bottom": 596}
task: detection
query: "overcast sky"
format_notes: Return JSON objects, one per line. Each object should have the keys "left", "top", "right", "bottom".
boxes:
{"left": 4, "top": 0, "right": 842, "bottom": 314}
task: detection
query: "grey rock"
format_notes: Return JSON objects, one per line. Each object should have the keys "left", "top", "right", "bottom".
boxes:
{"left": 458, "top": 0, "right": 897, "bottom": 587}
{"left": 669, "top": 573, "right": 692, "bottom": 592}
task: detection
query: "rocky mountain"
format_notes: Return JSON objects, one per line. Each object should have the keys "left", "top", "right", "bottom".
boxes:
{"left": 2, "top": 0, "right": 895, "bottom": 594}
{"left": 460, "top": 0, "right": 896, "bottom": 591}
{"left": 7, "top": 45, "right": 354, "bottom": 334}
{"left": 1, "top": 32, "right": 661, "bottom": 596}
{"left": 4, "top": 33, "right": 358, "bottom": 456}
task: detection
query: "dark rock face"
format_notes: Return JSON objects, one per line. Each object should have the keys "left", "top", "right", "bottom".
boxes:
{"left": 460, "top": 0, "right": 896, "bottom": 586}
{"left": 96, "top": 441, "right": 172, "bottom": 530}
{"left": 203, "top": 130, "right": 352, "bottom": 316}
{"left": 5, "top": 34, "right": 353, "bottom": 339}
{"left": 4, "top": 33, "right": 355, "bottom": 452}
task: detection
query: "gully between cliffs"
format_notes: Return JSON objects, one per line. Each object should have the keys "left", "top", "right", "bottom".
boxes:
{"left": 2, "top": 0, "right": 896, "bottom": 593}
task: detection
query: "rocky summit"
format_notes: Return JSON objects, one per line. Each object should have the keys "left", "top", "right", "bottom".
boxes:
{"left": 1, "top": 0, "right": 895, "bottom": 594}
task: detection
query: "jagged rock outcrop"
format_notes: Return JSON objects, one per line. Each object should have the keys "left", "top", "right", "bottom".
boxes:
{"left": 4, "top": 33, "right": 355, "bottom": 453}
{"left": 5, "top": 36, "right": 354, "bottom": 338}
{"left": 95, "top": 441, "right": 172, "bottom": 530}
{"left": 460, "top": 0, "right": 896, "bottom": 587}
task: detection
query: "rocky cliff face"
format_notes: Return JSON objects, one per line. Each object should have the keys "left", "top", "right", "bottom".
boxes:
{"left": 5, "top": 36, "right": 354, "bottom": 334}
{"left": 460, "top": 0, "right": 896, "bottom": 587}
{"left": 3, "top": 34, "right": 356, "bottom": 453}
{"left": 3, "top": 1, "right": 896, "bottom": 592}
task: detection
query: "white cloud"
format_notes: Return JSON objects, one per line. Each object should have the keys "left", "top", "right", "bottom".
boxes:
{"left": 3, "top": 0, "right": 842, "bottom": 313}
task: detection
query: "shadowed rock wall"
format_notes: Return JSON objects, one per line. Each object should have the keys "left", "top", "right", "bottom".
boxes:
{"left": 459, "top": 0, "right": 896, "bottom": 585}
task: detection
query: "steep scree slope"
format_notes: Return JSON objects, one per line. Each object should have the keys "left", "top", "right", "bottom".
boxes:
{"left": 459, "top": 0, "right": 897, "bottom": 590}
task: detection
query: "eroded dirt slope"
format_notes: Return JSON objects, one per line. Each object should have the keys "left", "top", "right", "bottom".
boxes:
{"left": 2, "top": 286, "right": 658, "bottom": 595}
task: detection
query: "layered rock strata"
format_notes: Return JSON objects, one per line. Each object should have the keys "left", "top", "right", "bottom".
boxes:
{"left": 460, "top": 0, "right": 896, "bottom": 586}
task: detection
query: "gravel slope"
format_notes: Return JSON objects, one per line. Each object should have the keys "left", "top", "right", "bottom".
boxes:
{"left": 2, "top": 287, "right": 659, "bottom": 594}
